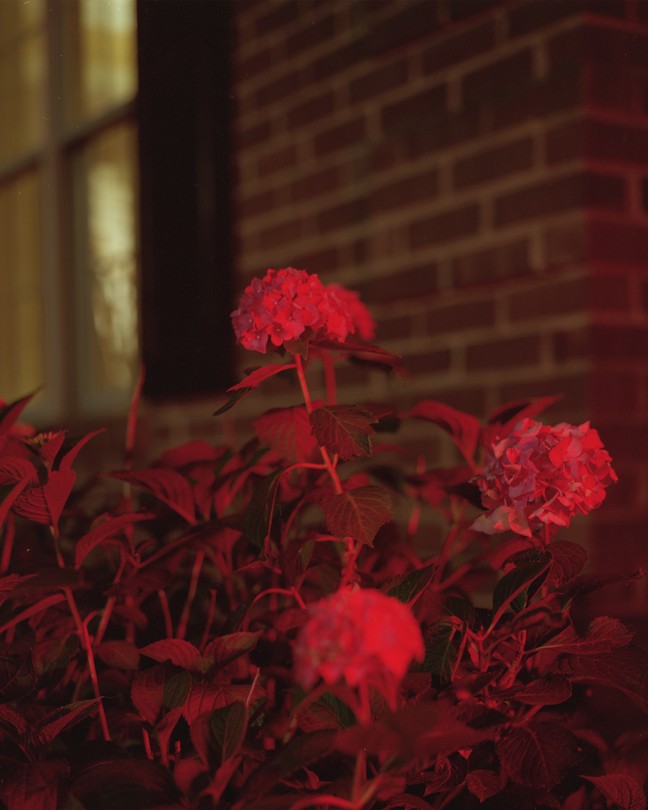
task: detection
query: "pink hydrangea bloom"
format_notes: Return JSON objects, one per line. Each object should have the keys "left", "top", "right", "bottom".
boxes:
{"left": 326, "top": 285, "right": 376, "bottom": 341}
{"left": 472, "top": 418, "right": 617, "bottom": 538}
{"left": 231, "top": 268, "right": 372, "bottom": 353}
{"left": 293, "top": 587, "right": 424, "bottom": 701}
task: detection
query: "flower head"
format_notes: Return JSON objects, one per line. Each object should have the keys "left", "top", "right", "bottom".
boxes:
{"left": 472, "top": 418, "right": 617, "bottom": 538}
{"left": 231, "top": 268, "right": 371, "bottom": 353}
{"left": 293, "top": 587, "right": 424, "bottom": 704}
{"left": 326, "top": 285, "right": 376, "bottom": 342}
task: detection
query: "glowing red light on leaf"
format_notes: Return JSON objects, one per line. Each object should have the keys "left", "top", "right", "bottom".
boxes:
{"left": 472, "top": 419, "right": 617, "bottom": 538}
{"left": 293, "top": 587, "right": 424, "bottom": 708}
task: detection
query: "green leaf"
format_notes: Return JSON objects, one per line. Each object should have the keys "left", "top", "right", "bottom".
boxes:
{"left": 492, "top": 561, "right": 549, "bottom": 615}
{"left": 244, "top": 470, "right": 283, "bottom": 550}
{"left": 422, "top": 621, "right": 456, "bottom": 683}
{"left": 385, "top": 563, "right": 436, "bottom": 605}
{"left": 320, "top": 484, "right": 392, "bottom": 547}
{"left": 497, "top": 721, "right": 580, "bottom": 789}
{"left": 202, "top": 631, "right": 262, "bottom": 669}
{"left": 209, "top": 701, "right": 248, "bottom": 765}
{"left": 310, "top": 404, "right": 378, "bottom": 460}
{"left": 162, "top": 669, "right": 192, "bottom": 710}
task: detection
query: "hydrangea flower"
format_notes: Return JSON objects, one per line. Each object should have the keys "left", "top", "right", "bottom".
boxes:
{"left": 472, "top": 418, "right": 617, "bottom": 538}
{"left": 231, "top": 267, "right": 368, "bottom": 353}
{"left": 326, "top": 284, "right": 376, "bottom": 342}
{"left": 293, "top": 587, "right": 424, "bottom": 706}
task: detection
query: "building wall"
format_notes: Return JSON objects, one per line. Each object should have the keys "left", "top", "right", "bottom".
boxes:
{"left": 228, "top": 0, "right": 648, "bottom": 605}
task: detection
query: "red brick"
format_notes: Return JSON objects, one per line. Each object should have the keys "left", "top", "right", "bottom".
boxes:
{"left": 370, "top": 168, "right": 439, "bottom": 213}
{"left": 286, "top": 14, "right": 336, "bottom": 56}
{"left": 405, "top": 349, "right": 452, "bottom": 376}
{"left": 589, "top": 370, "right": 638, "bottom": 415}
{"left": 381, "top": 84, "right": 447, "bottom": 135}
{"left": 466, "top": 334, "right": 541, "bottom": 371}
{"left": 287, "top": 91, "right": 335, "bottom": 127}
{"left": 422, "top": 18, "right": 495, "bottom": 74}
{"left": 289, "top": 247, "right": 340, "bottom": 274}
{"left": 318, "top": 198, "right": 368, "bottom": 233}
{"left": 377, "top": 312, "right": 414, "bottom": 341}
{"left": 451, "top": 238, "right": 529, "bottom": 288}
{"left": 588, "top": 274, "right": 630, "bottom": 312}
{"left": 552, "top": 327, "right": 589, "bottom": 363}
{"left": 426, "top": 298, "right": 495, "bottom": 335}
{"left": 314, "top": 117, "right": 367, "bottom": 156}
{"left": 498, "top": 373, "right": 588, "bottom": 416}
{"left": 366, "top": 1, "right": 440, "bottom": 55}
{"left": 238, "top": 190, "right": 275, "bottom": 219}
{"left": 238, "top": 120, "right": 272, "bottom": 149}
{"left": 586, "top": 221, "right": 648, "bottom": 264}
{"left": 548, "top": 25, "right": 648, "bottom": 71}
{"left": 491, "top": 66, "right": 582, "bottom": 131}
{"left": 583, "top": 63, "right": 635, "bottom": 113}
{"left": 310, "top": 40, "right": 367, "bottom": 81}
{"left": 582, "top": 120, "right": 648, "bottom": 165}
{"left": 349, "top": 60, "right": 409, "bottom": 104}
{"left": 545, "top": 119, "right": 582, "bottom": 164}
{"left": 255, "top": 1, "right": 300, "bottom": 35}
{"left": 507, "top": 0, "right": 581, "bottom": 38}
{"left": 508, "top": 277, "right": 587, "bottom": 322}
{"left": 462, "top": 49, "right": 533, "bottom": 102}
{"left": 257, "top": 145, "right": 297, "bottom": 177}
{"left": 543, "top": 222, "right": 587, "bottom": 268}
{"left": 409, "top": 203, "right": 480, "bottom": 250}
{"left": 290, "top": 166, "right": 339, "bottom": 203}
{"left": 447, "top": 0, "right": 500, "bottom": 23}
{"left": 494, "top": 172, "right": 626, "bottom": 227}
{"left": 236, "top": 48, "right": 275, "bottom": 82}
{"left": 452, "top": 137, "right": 534, "bottom": 190}
{"left": 407, "top": 105, "right": 483, "bottom": 159}
{"left": 255, "top": 71, "right": 304, "bottom": 107}
{"left": 256, "top": 219, "right": 302, "bottom": 249}
{"left": 354, "top": 263, "right": 438, "bottom": 302}
{"left": 590, "top": 324, "right": 648, "bottom": 359}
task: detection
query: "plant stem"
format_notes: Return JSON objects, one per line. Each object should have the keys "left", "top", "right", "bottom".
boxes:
{"left": 177, "top": 549, "right": 205, "bottom": 640}
{"left": 294, "top": 354, "right": 343, "bottom": 495}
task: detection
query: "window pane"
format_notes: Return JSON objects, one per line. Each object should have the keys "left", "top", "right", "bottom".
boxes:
{"left": 62, "top": 0, "right": 137, "bottom": 126}
{"left": 74, "top": 123, "right": 139, "bottom": 409}
{"left": 0, "top": 171, "right": 44, "bottom": 402}
{"left": 0, "top": 1, "right": 45, "bottom": 167}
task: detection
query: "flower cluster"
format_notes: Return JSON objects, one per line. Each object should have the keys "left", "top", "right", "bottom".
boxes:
{"left": 293, "top": 587, "right": 424, "bottom": 705}
{"left": 473, "top": 418, "right": 617, "bottom": 537}
{"left": 230, "top": 267, "right": 373, "bottom": 353}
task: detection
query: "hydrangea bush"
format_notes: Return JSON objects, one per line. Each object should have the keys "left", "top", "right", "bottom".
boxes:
{"left": 0, "top": 267, "right": 646, "bottom": 810}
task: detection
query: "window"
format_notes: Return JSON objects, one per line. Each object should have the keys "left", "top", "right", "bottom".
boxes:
{"left": 0, "top": 0, "right": 139, "bottom": 423}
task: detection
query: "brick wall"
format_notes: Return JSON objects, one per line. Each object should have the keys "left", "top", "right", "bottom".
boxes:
{"left": 148, "top": 0, "right": 645, "bottom": 613}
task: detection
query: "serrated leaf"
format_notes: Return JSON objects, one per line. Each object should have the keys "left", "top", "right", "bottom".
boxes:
{"left": 131, "top": 665, "right": 166, "bottom": 724}
{"left": 140, "top": 639, "right": 200, "bottom": 669}
{"left": 582, "top": 774, "right": 646, "bottom": 810}
{"left": 320, "top": 484, "right": 392, "bottom": 547}
{"left": 242, "top": 731, "right": 337, "bottom": 799}
{"left": 0, "top": 457, "right": 38, "bottom": 487}
{"left": 541, "top": 616, "right": 633, "bottom": 655}
{"left": 0, "top": 759, "right": 68, "bottom": 810}
{"left": 310, "top": 405, "right": 378, "bottom": 461}
{"left": 486, "top": 395, "right": 561, "bottom": 428}
{"left": 209, "top": 701, "right": 248, "bottom": 764}
{"left": 511, "top": 675, "right": 572, "bottom": 706}
{"left": 557, "top": 645, "right": 648, "bottom": 711}
{"left": 75, "top": 511, "right": 155, "bottom": 568}
{"left": 385, "top": 563, "right": 437, "bottom": 605}
{"left": 422, "top": 621, "right": 456, "bottom": 683}
{"left": 0, "top": 391, "right": 36, "bottom": 437}
{"left": 254, "top": 406, "right": 318, "bottom": 463}
{"left": 203, "top": 631, "right": 262, "bottom": 669}
{"left": 497, "top": 721, "right": 581, "bottom": 788}
{"left": 69, "top": 758, "right": 180, "bottom": 809}
{"left": 493, "top": 561, "right": 549, "bottom": 615}
{"left": 162, "top": 669, "right": 192, "bottom": 710}
{"left": 546, "top": 540, "right": 588, "bottom": 588}
{"left": 12, "top": 469, "right": 76, "bottom": 531}
{"left": 244, "top": 470, "right": 282, "bottom": 550}
{"left": 37, "top": 699, "right": 98, "bottom": 746}
{"left": 296, "top": 690, "right": 355, "bottom": 732}
{"left": 108, "top": 468, "right": 196, "bottom": 524}
{"left": 466, "top": 769, "right": 502, "bottom": 802}
{"left": 407, "top": 400, "right": 481, "bottom": 465}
